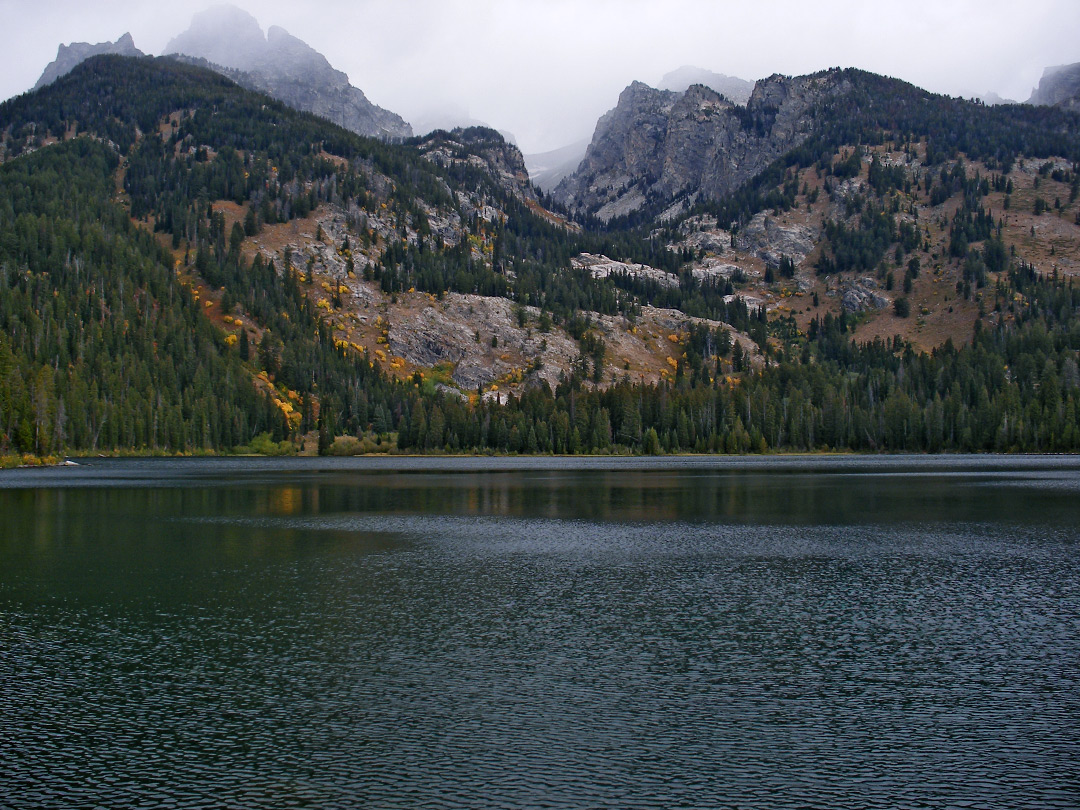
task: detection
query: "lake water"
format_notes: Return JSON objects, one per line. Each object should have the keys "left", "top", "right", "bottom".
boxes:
{"left": 2, "top": 456, "right": 1079, "bottom": 808}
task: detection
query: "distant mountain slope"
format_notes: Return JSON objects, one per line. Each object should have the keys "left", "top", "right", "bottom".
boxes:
{"left": 1028, "top": 62, "right": 1080, "bottom": 113}
{"left": 977, "top": 91, "right": 1018, "bottom": 106}
{"left": 658, "top": 66, "right": 754, "bottom": 105}
{"left": 524, "top": 138, "right": 590, "bottom": 192}
{"left": 408, "top": 107, "right": 507, "bottom": 141}
{"left": 34, "top": 33, "right": 143, "bottom": 90}
{"left": 165, "top": 5, "right": 411, "bottom": 140}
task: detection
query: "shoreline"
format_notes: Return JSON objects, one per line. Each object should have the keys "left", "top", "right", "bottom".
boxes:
{"left": 4, "top": 447, "right": 1080, "bottom": 471}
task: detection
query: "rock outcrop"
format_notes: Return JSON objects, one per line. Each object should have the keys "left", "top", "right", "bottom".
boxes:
{"left": 736, "top": 212, "right": 818, "bottom": 269}
{"left": 572, "top": 254, "right": 679, "bottom": 288}
{"left": 34, "top": 33, "right": 144, "bottom": 91}
{"left": 553, "top": 71, "right": 847, "bottom": 221}
{"left": 1028, "top": 63, "right": 1080, "bottom": 113}
{"left": 417, "top": 127, "right": 538, "bottom": 207}
{"left": 841, "top": 278, "right": 890, "bottom": 313}
{"left": 166, "top": 5, "right": 411, "bottom": 140}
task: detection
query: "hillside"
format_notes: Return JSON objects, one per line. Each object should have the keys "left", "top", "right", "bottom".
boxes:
{"left": 0, "top": 56, "right": 758, "bottom": 456}
{"left": 2, "top": 55, "right": 1080, "bottom": 458}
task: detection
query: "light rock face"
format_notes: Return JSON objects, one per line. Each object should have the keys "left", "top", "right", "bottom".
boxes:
{"left": 34, "top": 33, "right": 144, "bottom": 91}
{"left": 736, "top": 212, "right": 818, "bottom": 269}
{"left": 841, "top": 278, "right": 891, "bottom": 313}
{"left": 1028, "top": 63, "right": 1080, "bottom": 113}
{"left": 386, "top": 296, "right": 577, "bottom": 392}
{"left": 572, "top": 254, "right": 679, "bottom": 288}
{"left": 553, "top": 71, "right": 848, "bottom": 221}
{"left": 166, "top": 5, "right": 411, "bottom": 140}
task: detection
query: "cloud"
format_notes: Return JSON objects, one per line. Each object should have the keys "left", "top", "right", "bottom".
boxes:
{"left": 2, "top": 0, "right": 1078, "bottom": 152}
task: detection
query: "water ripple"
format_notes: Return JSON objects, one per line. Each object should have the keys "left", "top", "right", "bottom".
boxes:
{"left": 3, "top": 466, "right": 1080, "bottom": 808}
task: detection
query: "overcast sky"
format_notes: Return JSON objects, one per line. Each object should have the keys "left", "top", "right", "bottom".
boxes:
{"left": 1, "top": 0, "right": 1078, "bottom": 153}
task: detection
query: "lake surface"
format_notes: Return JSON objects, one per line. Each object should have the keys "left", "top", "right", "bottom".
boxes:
{"left": 2, "top": 455, "right": 1079, "bottom": 808}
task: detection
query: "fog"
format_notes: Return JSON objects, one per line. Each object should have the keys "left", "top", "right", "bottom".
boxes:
{"left": 2, "top": 0, "right": 1078, "bottom": 153}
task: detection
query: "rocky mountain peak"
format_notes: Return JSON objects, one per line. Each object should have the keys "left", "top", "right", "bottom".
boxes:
{"left": 165, "top": 5, "right": 411, "bottom": 140}
{"left": 553, "top": 71, "right": 844, "bottom": 222}
{"left": 418, "top": 126, "right": 538, "bottom": 205}
{"left": 619, "top": 81, "right": 678, "bottom": 107}
{"left": 682, "top": 83, "right": 732, "bottom": 109}
{"left": 34, "top": 33, "right": 144, "bottom": 91}
{"left": 164, "top": 5, "right": 266, "bottom": 71}
{"left": 259, "top": 25, "right": 349, "bottom": 90}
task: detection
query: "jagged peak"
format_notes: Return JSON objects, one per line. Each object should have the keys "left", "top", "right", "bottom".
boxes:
{"left": 35, "top": 33, "right": 144, "bottom": 91}
{"left": 621, "top": 80, "right": 665, "bottom": 98}
{"left": 55, "top": 32, "right": 136, "bottom": 59}
{"left": 1028, "top": 62, "right": 1080, "bottom": 110}
{"left": 165, "top": 4, "right": 267, "bottom": 71}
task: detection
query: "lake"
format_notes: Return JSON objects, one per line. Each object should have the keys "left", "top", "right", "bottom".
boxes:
{"left": 2, "top": 455, "right": 1079, "bottom": 808}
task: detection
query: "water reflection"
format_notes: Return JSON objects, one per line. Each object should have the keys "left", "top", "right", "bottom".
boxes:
{"left": 268, "top": 486, "right": 303, "bottom": 516}
{"left": 6, "top": 462, "right": 1080, "bottom": 535}
{"left": 203, "top": 465, "right": 1080, "bottom": 526}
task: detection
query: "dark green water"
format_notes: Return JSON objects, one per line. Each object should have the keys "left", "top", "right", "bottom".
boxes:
{"left": 2, "top": 456, "right": 1079, "bottom": 808}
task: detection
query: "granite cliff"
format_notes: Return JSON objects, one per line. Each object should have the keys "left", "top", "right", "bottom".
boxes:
{"left": 1028, "top": 63, "right": 1080, "bottom": 113}
{"left": 553, "top": 71, "right": 847, "bottom": 222}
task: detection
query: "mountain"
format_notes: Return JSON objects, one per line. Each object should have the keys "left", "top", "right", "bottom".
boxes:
{"left": 33, "top": 33, "right": 143, "bottom": 90}
{"left": 524, "top": 138, "right": 590, "bottom": 192}
{"left": 0, "top": 56, "right": 731, "bottom": 455}
{"left": 165, "top": 5, "right": 411, "bottom": 140}
{"left": 553, "top": 73, "right": 843, "bottom": 221}
{"left": 3, "top": 54, "right": 1080, "bottom": 460}
{"left": 658, "top": 66, "right": 754, "bottom": 105}
{"left": 554, "top": 68, "right": 1080, "bottom": 224}
{"left": 1028, "top": 62, "right": 1080, "bottom": 113}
